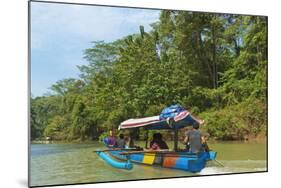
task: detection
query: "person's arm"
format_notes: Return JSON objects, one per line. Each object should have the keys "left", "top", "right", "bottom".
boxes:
{"left": 201, "top": 136, "right": 206, "bottom": 143}
{"left": 183, "top": 136, "right": 188, "bottom": 144}
{"left": 183, "top": 131, "right": 189, "bottom": 144}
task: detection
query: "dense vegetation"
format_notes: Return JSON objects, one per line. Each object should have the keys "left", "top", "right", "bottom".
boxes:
{"left": 31, "top": 11, "right": 267, "bottom": 142}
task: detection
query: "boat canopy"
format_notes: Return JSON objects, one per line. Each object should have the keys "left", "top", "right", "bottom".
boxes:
{"left": 118, "top": 110, "right": 204, "bottom": 130}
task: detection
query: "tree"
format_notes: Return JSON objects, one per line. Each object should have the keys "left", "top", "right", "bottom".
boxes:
{"left": 31, "top": 11, "right": 267, "bottom": 141}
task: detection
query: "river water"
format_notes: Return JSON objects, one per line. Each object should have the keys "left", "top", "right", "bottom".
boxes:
{"left": 30, "top": 141, "right": 267, "bottom": 187}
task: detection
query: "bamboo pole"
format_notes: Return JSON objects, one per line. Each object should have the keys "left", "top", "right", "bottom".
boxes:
{"left": 94, "top": 148, "right": 137, "bottom": 152}
{"left": 119, "top": 149, "right": 170, "bottom": 155}
{"left": 145, "top": 129, "right": 149, "bottom": 149}
{"left": 174, "top": 129, "right": 178, "bottom": 152}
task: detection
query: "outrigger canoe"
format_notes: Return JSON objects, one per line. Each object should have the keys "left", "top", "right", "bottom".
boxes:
{"left": 96, "top": 105, "right": 217, "bottom": 173}
{"left": 100, "top": 148, "right": 217, "bottom": 172}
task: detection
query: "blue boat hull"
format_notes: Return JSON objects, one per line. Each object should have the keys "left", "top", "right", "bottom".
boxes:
{"left": 107, "top": 150, "right": 217, "bottom": 173}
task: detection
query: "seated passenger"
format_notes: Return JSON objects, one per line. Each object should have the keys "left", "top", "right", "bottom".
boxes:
{"left": 149, "top": 133, "right": 169, "bottom": 150}
{"left": 107, "top": 130, "right": 117, "bottom": 147}
{"left": 201, "top": 133, "right": 210, "bottom": 152}
{"left": 116, "top": 134, "right": 125, "bottom": 148}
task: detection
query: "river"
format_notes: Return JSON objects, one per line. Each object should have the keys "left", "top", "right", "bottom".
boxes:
{"left": 30, "top": 141, "right": 267, "bottom": 187}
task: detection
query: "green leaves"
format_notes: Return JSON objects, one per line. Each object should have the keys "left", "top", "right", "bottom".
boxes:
{"left": 201, "top": 99, "right": 266, "bottom": 140}
{"left": 31, "top": 11, "right": 267, "bottom": 141}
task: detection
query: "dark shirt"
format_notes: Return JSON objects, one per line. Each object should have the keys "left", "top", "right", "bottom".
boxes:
{"left": 186, "top": 129, "right": 202, "bottom": 153}
{"left": 116, "top": 138, "right": 125, "bottom": 148}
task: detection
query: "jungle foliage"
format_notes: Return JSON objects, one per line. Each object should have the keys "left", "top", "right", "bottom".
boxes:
{"left": 31, "top": 11, "right": 267, "bottom": 141}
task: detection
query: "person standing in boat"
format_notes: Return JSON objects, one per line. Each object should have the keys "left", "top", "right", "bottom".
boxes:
{"left": 149, "top": 133, "right": 169, "bottom": 150}
{"left": 183, "top": 123, "right": 203, "bottom": 153}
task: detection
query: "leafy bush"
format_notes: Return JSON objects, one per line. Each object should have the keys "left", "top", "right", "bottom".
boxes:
{"left": 201, "top": 99, "right": 266, "bottom": 140}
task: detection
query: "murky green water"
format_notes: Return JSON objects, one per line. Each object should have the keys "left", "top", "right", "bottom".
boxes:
{"left": 30, "top": 141, "right": 267, "bottom": 187}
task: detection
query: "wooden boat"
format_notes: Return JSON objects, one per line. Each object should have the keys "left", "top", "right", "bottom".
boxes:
{"left": 104, "top": 149, "right": 216, "bottom": 172}
{"left": 96, "top": 105, "right": 217, "bottom": 172}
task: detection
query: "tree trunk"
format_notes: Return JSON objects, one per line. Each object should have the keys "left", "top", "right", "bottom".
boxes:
{"left": 212, "top": 16, "right": 218, "bottom": 89}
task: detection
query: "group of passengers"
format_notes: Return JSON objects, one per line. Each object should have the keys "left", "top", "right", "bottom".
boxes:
{"left": 106, "top": 130, "right": 134, "bottom": 149}
{"left": 106, "top": 123, "right": 209, "bottom": 153}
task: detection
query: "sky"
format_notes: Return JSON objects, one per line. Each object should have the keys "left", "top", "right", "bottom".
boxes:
{"left": 31, "top": 2, "right": 160, "bottom": 97}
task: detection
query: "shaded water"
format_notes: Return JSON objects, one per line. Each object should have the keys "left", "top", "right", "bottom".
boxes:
{"left": 30, "top": 141, "right": 267, "bottom": 187}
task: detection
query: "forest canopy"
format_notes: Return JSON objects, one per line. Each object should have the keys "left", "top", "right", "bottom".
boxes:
{"left": 31, "top": 10, "right": 267, "bottom": 141}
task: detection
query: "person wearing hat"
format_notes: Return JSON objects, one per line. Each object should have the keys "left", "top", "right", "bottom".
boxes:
{"left": 183, "top": 123, "right": 203, "bottom": 153}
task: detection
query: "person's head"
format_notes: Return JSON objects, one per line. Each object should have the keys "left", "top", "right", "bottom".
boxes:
{"left": 109, "top": 130, "right": 114, "bottom": 137}
{"left": 202, "top": 132, "right": 210, "bottom": 139}
{"left": 124, "top": 136, "right": 129, "bottom": 142}
{"left": 153, "top": 133, "right": 163, "bottom": 141}
{"left": 192, "top": 123, "right": 200, "bottom": 130}
{"left": 119, "top": 134, "right": 124, "bottom": 139}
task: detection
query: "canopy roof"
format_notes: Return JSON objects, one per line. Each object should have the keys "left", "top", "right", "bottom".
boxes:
{"left": 118, "top": 110, "right": 204, "bottom": 130}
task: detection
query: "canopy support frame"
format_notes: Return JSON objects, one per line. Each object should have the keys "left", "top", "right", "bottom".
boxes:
{"left": 145, "top": 129, "right": 149, "bottom": 149}
{"left": 173, "top": 129, "right": 178, "bottom": 152}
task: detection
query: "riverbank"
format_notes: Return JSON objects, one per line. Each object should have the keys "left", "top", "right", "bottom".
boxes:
{"left": 31, "top": 139, "right": 96, "bottom": 144}
{"left": 31, "top": 136, "right": 267, "bottom": 147}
